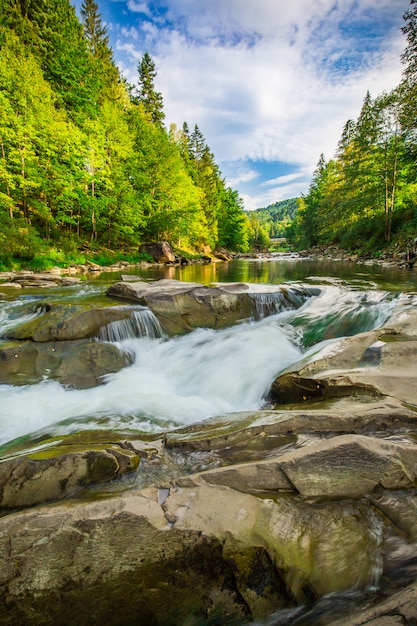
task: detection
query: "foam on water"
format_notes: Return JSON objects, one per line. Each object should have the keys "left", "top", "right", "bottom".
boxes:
{"left": 0, "top": 314, "right": 301, "bottom": 445}
{"left": 0, "top": 283, "right": 400, "bottom": 447}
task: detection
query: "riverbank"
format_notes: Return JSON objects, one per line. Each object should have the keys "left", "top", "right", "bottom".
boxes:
{"left": 238, "top": 244, "right": 417, "bottom": 270}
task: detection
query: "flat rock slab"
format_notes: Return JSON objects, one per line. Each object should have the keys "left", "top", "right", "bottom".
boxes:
{"left": 1, "top": 272, "right": 81, "bottom": 287}
{"left": 6, "top": 304, "right": 142, "bottom": 342}
{"left": 106, "top": 279, "right": 316, "bottom": 334}
{"left": 198, "top": 433, "right": 417, "bottom": 498}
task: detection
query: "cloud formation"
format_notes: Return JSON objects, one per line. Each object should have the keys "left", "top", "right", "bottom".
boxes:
{"left": 99, "top": 0, "right": 410, "bottom": 208}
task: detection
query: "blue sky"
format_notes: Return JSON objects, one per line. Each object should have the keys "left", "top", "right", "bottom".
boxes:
{"left": 73, "top": 0, "right": 410, "bottom": 210}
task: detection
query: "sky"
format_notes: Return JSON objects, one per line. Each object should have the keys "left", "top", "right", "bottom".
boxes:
{"left": 73, "top": 0, "right": 411, "bottom": 210}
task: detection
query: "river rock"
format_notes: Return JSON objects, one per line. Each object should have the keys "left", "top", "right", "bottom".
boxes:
{"left": 139, "top": 241, "right": 176, "bottom": 263}
{"left": 5, "top": 271, "right": 81, "bottom": 287}
{"left": 0, "top": 472, "right": 384, "bottom": 624}
{"left": 0, "top": 339, "right": 132, "bottom": 388}
{"left": 106, "top": 279, "right": 315, "bottom": 335}
{"left": 1, "top": 400, "right": 417, "bottom": 623}
{"left": 6, "top": 303, "right": 144, "bottom": 342}
{"left": 0, "top": 443, "right": 139, "bottom": 509}
{"left": 270, "top": 323, "right": 417, "bottom": 406}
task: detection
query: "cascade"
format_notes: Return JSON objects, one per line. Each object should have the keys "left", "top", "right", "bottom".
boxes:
{"left": 249, "top": 289, "right": 306, "bottom": 319}
{"left": 97, "top": 306, "right": 166, "bottom": 341}
{"left": 0, "top": 280, "right": 401, "bottom": 448}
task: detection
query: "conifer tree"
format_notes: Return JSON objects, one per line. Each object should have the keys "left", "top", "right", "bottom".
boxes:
{"left": 81, "top": 0, "right": 109, "bottom": 57}
{"left": 137, "top": 53, "right": 165, "bottom": 126}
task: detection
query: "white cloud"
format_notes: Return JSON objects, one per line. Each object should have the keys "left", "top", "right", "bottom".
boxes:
{"left": 114, "top": 0, "right": 410, "bottom": 206}
{"left": 126, "top": 0, "right": 150, "bottom": 15}
{"left": 262, "top": 172, "right": 306, "bottom": 188}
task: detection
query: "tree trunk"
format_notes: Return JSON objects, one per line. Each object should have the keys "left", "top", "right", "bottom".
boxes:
{"left": 0, "top": 139, "right": 13, "bottom": 219}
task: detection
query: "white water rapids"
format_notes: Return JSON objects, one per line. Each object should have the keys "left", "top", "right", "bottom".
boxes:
{"left": 0, "top": 283, "right": 398, "bottom": 448}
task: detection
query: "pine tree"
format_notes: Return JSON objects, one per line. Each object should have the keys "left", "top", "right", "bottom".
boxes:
{"left": 137, "top": 53, "right": 165, "bottom": 126}
{"left": 81, "top": 0, "right": 109, "bottom": 57}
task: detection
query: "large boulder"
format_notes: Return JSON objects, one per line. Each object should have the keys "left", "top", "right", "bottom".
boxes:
{"left": 139, "top": 241, "right": 176, "bottom": 263}
{"left": 106, "top": 279, "right": 315, "bottom": 335}
{"left": 270, "top": 324, "right": 417, "bottom": 406}
{"left": 5, "top": 304, "right": 142, "bottom": 342}
{"left": 0, "top": 339, "right": 132, "bottom": 388}
{"left": 0, "top": 442, "right": 139, "bottom": 509}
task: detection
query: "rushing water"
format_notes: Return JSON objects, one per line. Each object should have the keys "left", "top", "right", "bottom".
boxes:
{"left": 0, "top": 257, "right": 410, "bottom": 450}
{"left": 1, "top": 256, "right": 417, "bottom": 624}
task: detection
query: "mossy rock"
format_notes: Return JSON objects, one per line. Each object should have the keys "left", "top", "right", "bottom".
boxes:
{"left": 0, "top": 443, "right": 139, "bottom": 510}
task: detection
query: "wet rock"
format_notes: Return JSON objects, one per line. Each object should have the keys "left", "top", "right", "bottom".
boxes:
{"left": 106, "top": 279, "right": 315, "bottom": 335}
{"left": 0, "top": 476, "right": 382, "bottom": 624}
{"left": 0, "top": 401, "right": 417, "bottom": 623}
{"left": 331, "top": 580, "right": 417, "bottom": 625}
{"left": 0, "top": 339, "right": 132, "bottom": 388}
{"left": 270, "top": 325, "right": 417, "bottom": 406}
{"left": 0, "top": 444, "right": 139, "bottom": 509}
{"left": 164, "top": 399, "right": 417, "bottom": 456}
{"left": 5, "top": 304, "right": 144, "bottom": 342}
{"left": 6, "top": 272, "right": 81, "bottom": 287}
{"left": 193, "top": 433, "right": 417, "bottom": 498}
{"left": 0, "top": 494, "right": 283, "bottom": 625}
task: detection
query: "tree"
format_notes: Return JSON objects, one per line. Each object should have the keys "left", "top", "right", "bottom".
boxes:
{"left": 81, "top": 0, "right": 109, "bottom": 57}
{"left": 80, "top": 0, "right": 118, "bottom": 100}
{"left": 137, "top": 53, "right": 165, "bottom": 126}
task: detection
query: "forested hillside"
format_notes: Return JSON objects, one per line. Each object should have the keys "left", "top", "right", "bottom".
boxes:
{"left": 290, "top": 1, "right": 417, "bottom": 254}
{"left": 249, "top": 198, "right": 298, "bottom": 245}
{"left": 0, "top": 0, "right": 259, "bottom": 270}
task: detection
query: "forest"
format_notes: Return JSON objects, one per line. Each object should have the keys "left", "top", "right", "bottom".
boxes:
{"left": 0, "top": 0, "right": 262, "bottom": 270}
{"left": 289, "top": 0, "right": 417, "bottom": 255}
{"left": 249, "top": 198, "right": 298, "bottom": 245}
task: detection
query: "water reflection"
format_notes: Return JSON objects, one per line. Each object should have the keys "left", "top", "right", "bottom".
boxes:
{"left": 98, "top": 258, "right": 417, "bottom": 293}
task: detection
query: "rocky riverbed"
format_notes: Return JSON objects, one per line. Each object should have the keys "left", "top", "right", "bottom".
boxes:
{"left": 1, "top": 277, "right": 417, "bottom": 624}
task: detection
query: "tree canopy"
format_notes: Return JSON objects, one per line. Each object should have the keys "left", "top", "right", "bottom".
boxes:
{"left": 0, "top": 0, "right": 255, "bottom": 269}
{"left": 289, "top": 1, "right": 417, "bottom": 254}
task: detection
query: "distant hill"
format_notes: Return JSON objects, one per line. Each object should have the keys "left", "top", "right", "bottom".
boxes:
{"left": 249, "top": 198, "right": 298, "bottom": 238}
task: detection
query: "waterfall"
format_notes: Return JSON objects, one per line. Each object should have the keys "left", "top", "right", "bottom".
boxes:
{"left": 249, "top": 288, "right": 308, "bottom": 319}
{"left": 97, "top": 307, "right": 166, "bottom": 341}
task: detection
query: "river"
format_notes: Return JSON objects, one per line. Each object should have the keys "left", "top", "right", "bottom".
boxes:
{"left": 1, "top": 256, "right": 417, "bottom": 625}
{"left": 1, "top": 256, "right": 413, "bottom": 452}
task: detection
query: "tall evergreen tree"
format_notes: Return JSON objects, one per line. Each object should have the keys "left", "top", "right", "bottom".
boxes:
{"left": 81, "top": 0, "right": 109, "bottom": 57}
{"left": 137, "top": 52, "right": 165, "bottom": 126}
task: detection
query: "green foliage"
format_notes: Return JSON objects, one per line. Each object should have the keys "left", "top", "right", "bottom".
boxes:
{"left": 251, "top": 198, "right": 298, "bottom": 238}
{"left": 0, "top": 0, "right": 249, "bottom": 268}
{"left": 292, "top": 5, "right": 417, "bottom": 253}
